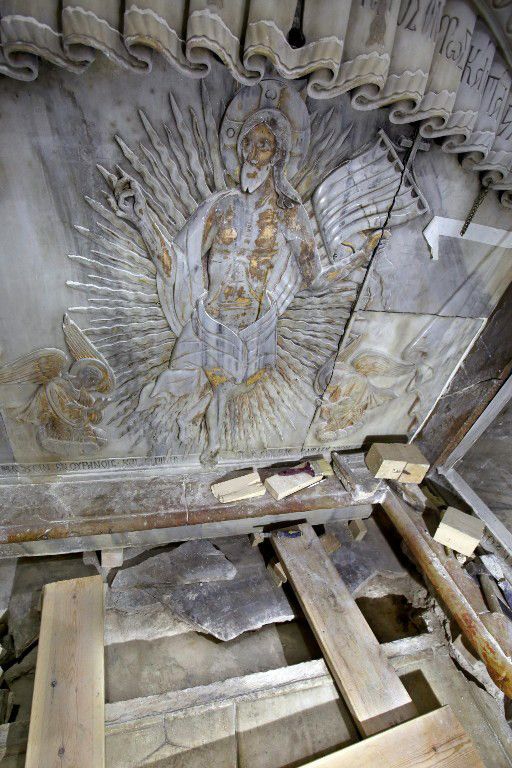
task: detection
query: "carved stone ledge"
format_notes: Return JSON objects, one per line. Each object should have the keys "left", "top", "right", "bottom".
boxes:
{"left": 0, "top": 468, "right": 375, "bottom": 559}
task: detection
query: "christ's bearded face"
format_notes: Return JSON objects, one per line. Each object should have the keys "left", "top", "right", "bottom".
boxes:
{"left": 240, "top": 122, "right": 276, "bottom": 193}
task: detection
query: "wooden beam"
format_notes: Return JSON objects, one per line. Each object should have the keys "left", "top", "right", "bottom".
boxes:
{"left": 25, "top": 575, "right": 105, "bottom": 768}
{"left": 302, "top": 706, "right": 483, "bottom": 767}
{"left": 271, "top": 523, "right": 416, "bottom": 736}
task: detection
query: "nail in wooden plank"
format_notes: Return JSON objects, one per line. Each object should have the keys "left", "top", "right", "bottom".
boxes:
{"left": 271, "top": 523, "right": 416, "bottom": 736}
{"left": 301, "top": 705, "right": 484, "bottom": 768}
{"left": 25, "top": 575, "right": 105, "bottom": 768}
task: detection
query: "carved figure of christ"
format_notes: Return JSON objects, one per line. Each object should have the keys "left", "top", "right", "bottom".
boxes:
{"left": 127, "top": 116, "right": 321, "bottom": 458}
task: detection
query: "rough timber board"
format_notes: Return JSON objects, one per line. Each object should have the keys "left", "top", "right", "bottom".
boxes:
{"left": 271, "top": 523, "right": 417, "bottom": 736}
{"left": 302, "top": 705, "right": 484, "bottom": 768}
{"left": 25, "top": 575, "right": 104, "bottom": 768}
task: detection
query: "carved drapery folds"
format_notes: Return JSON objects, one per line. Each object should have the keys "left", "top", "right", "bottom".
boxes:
{"left": 1, "top": 1, "right": 512, "bottom": 204}
{"left": 0, "top": 0, "right": 512, "bottom": 207}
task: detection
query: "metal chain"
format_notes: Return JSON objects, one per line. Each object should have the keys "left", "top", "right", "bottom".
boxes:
{"left": 460, "top": 186, "right": 489, "bottom": 236}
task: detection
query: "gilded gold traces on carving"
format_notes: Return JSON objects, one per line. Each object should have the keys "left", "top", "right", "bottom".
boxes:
{"left": 158, "top": 235, "right": 172, "bottom": 278}
{"left": 255, "top": 208, "right": 277, "bottom": 250}
{"left": 245, "top": 368, "right": 269, "bottom": 386}
{"left": 205, "top": 368, "right": 229, "bottom": 387}
{"left": 217, "top": 204, "right": 238, "bottom": 246}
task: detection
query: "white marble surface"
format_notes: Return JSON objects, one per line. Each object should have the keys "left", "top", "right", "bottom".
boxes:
{"left": 0, "top": 55, "right": 510, "bottom": 471}
{"left": 306, "top": 310, "right": 484, "bottom": 448}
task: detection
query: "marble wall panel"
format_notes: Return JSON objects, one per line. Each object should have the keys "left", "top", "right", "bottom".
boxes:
{"left": 0, "top": 54, "right": 509, "bottom": 474}
{"left": 305, "top": 311, "right": 484, "bottom": 449}
{"left": 359, "top": 151, "right": 512, "bottom": 318}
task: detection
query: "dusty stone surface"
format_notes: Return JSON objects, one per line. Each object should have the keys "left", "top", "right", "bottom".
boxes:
{"left": 111, "top": 539, "right": 237, "bottom": 590}
{"left": 236, "top": 679, "right": 357, "bottom": 768}
{"left": 0, "top": 561, "right": 15, "bottom": 626}
{"left": 105, "top": 624, "right": 288, "bottom": 703}
{"left": 108, "top": 702, "right": 237, "bottom": 768}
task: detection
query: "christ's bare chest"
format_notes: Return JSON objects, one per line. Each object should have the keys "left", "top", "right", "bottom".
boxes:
{"left": 204, "top": 197, "right": 291, "bottom": 328}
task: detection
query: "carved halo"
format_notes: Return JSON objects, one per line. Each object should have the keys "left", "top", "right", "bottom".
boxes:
{"left": 220, "top": 79, "right": 310, "bottom": 183}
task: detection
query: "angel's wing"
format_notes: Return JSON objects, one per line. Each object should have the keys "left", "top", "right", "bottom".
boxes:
{"left": 292, "top": 105, "right": 352, "bottom": 202}
{"left": 312, "top": 130, "right": 429, "bottom": 263}
{"left": 351, "top": 351, "right": 416, "bottom": 378}
{"left": 67, "top": 83, "right": 229, "bottom": 448}
{"left": 63, "top": 313, "right": 111, "bottom": 367}
{"left": 0, "top": 349, "right": 67, "bottom": 385}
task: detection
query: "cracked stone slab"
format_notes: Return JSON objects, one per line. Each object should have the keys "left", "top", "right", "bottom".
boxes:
{"left": 106, "top": 537, "right": 295, "bottom": 643}
{"left": 306, "top": 311, "right": 485, "bottom": 450}
{"left": 159, "top": 537, "right": 295, "bottom": 641}
{"left": 111, "top": 539, "right": 237, "bottom": 591}
{"left": 325, "top": 515, "right": 407, "bottom": 594}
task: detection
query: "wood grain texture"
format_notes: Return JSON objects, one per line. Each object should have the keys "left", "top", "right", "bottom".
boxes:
{"left": 25, "top": 575, "right": 104, "bottom": 768}
{"left": 271, "top": 523, "right": 417, "bottom": 736}
{"left": 302, "top": 705, "right": 484, "bottom": 767}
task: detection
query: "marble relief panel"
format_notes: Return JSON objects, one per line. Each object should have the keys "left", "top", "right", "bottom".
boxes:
{"left": 305, "top": 311, "right": 485, "bottom": 449}
{"left": 1, "top": 54, "right": 512, "bottom": 472}
{"left": 359, "top": 150, "right": 512, "bottom": 319}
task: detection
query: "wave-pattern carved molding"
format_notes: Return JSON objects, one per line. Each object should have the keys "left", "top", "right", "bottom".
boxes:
{"left": 2, "top": 1, "right": 512, "bottom": 204}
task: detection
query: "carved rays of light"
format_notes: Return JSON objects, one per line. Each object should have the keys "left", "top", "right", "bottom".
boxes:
{"left": 66, "top": 82, "right": 231, "bottom": 449}
{"left": 222, "top": 279, "right": 357, "bottom": 452}
{"left": 66, "top": 85, "right": 358, "bottom": 456}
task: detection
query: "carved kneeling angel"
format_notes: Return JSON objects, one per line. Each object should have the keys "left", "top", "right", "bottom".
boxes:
{"left": 0, "top": 314, "right": 115, "bottom": 457}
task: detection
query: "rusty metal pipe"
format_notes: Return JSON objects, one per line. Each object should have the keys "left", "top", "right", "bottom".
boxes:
{"left": 381, "top": 489, "right": 512, "bottom": 697}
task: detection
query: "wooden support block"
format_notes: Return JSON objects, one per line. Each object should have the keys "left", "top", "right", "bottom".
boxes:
{"left": 267, "top": 558, "right": 287, "bottom": 587}
{"left": 100, "top": 548, "right": 124, "bottom": 569}
{"left": 398, "top": 443, "right": 430, "bottom": 484}
{"left": 320, "top": 531, "right": 341, "bottom": 555}
{"left": 264, "top": 471, "right": 323, "bottom": 500}
{"left": 310, "top": 458, "right": 334, "bottom": 477}
{"left": 365, "top": 443, "right": 429, "bottom": 483}
{"left": 301, "top": 706, "right": 483, "bottom": 768}
{"left": 365, "top": 443, "right": 407, "bottom": 480}
{"left": 25, "top": 576, "right": 105, "bottom": 768}
{"left": 348, "top": 519, "right": 367, "bottom": 542}
{"left": 271, "top": 523, "right": 416, "bottom": 736}
{"left": 211, "top": 470, "right": 260, "bottom": 499}
{"left": 434, "top": 506, "right": 485, "bottom": 556}
{"left": 249, "top": 531, "right": 265, "bottom": 547}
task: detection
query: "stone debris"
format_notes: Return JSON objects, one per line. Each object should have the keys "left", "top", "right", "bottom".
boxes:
{"left": 325, "top": 515, "right": 406, "bottom": 594}
{"left": 158, "top": 537, "right": 295, "bottom": 641}
{"left": 111, "top": 539, "right": 237, "bottom": 591}
{"left": 106, "top": 537, "right": 295, "bottom": 643}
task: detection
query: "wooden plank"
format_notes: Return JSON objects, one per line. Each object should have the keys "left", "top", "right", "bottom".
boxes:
{"left": 302, "top": 706, "right": 484, "bottom": 768}
{"left": 271, "top": 523, "right": 417, "bottom": 736}
{"left": 25, "top": 575, "right": 105, "bottom": 768}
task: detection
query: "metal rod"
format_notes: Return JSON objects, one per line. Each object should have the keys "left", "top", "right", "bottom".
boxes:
{"left": 381, "top": 488, "right": 512, "bottom": 697}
